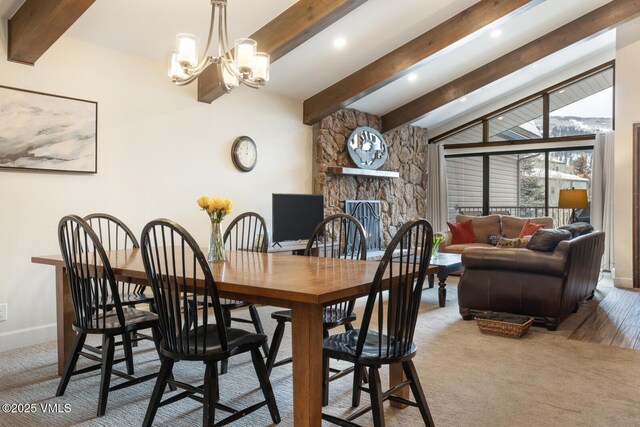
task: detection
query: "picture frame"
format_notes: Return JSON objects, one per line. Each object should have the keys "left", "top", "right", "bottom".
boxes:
{"left": 0, "top": 85, "right": 97, "bottom": 173}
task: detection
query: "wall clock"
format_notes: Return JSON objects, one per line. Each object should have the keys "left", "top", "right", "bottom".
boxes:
{"left": 231, "top": 136, "right": 257, "bottom": 172}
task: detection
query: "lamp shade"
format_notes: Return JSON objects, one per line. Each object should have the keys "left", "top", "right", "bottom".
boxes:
{"left": 558, "top": 189, "right": 588, "bottom": 209}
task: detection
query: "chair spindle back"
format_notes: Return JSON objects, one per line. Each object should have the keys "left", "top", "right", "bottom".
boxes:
{"left": 223, "top": 212, "right": 269, "bottom": 253}
{"left": 357, "top": 219, "right": 433, "bottom": 359}
{"left": 305, "top": 213, "right": 367, "bottom": 325}
{"left": 84, "top": 213, "right": 139, "bottom": 251}
{"left": 58, "top": 215, "right": 124, "bottom": 331}
{"left": 84, "top": 213, "right": 144, "bottom": 297}
{"left": 305, "top": 213, "right": 367, "bottom": 260}
{"left": 140, "top": 219, "right": 228, "bottom": 356}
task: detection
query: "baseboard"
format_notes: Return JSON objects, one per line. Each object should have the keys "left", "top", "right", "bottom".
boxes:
{"left": 0, "top": 323, "right": 56, "bottom": 352}
{"left": 614, "top": 277, "right": 634, "bottom": 288}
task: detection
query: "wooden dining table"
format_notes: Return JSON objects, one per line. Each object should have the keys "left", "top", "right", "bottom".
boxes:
{"left": 32, "top": 248, "right": 438, "bottom": 426}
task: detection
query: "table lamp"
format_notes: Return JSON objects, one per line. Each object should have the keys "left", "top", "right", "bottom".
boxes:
{"left": 558, "top": 189, "right": 588, "bottom": 224}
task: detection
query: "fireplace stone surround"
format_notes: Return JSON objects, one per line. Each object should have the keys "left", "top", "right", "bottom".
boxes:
{"left": 312, "top": 109, "right": 429, "bottom": 246}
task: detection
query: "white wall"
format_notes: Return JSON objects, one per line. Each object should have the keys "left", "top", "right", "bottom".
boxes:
{"left": 0, "top": 30, "right": 312, "bottom": 350}
{"left": 613, "top": 18, "right": 640, "bottom": 287}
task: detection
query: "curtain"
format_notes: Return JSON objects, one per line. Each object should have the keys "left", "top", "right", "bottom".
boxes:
{"left": 591, "top": 131, "right": 614, "bottom": 271}
{"left": 426, "top": 143, "right": 449, "bottom": 232}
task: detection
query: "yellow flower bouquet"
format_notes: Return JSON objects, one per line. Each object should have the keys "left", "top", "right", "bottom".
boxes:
{"left": 197, "top": 196, "right": 233, "bottom": 222}
{"left": 197, "top": 196, "right": 233, "bottom": 262}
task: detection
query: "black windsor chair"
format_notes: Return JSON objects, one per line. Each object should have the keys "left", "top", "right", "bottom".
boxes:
{"left": 217, "top": 212, "right": 270, "bottom": 374}
{"left": 266, "top": 213, "right": 367, "bottom": 384}
{"left": 83, "top": 213, "right": 156, "bottom": 375}
{"left": 140, "top": 219, "right": 280, "bottom": 427}
{"left": 55, "top": 215, "right": 161, "bottom": 417}
{"left": 321, "top": 219, "right": 435, "bottom": 427}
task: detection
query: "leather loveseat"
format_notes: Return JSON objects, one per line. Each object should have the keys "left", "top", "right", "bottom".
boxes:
{"left": 458, "top": 230, "right": 605, "bottom": 330}
{"left": 439, "top": 215, "right": 554, "bottom": 254}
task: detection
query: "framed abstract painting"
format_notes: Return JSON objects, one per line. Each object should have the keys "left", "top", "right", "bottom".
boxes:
{"left": 0, "top": 85, "right": 97, "bottom": 173}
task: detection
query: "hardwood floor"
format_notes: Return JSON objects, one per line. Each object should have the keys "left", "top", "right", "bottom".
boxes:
{"left": 569, "top": 285, "right": 640, "bottom": 350}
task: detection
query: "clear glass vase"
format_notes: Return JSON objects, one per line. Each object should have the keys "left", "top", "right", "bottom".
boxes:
{"left": 208, "top": 220, "right": 225, "bottom": 263}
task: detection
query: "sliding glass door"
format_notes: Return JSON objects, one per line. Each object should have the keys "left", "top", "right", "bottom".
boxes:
{"left": 446, "top": 156, "right": 483, "bottom": 220}
{"left": 446, "top": 147, "right": 593, "bottom": 226}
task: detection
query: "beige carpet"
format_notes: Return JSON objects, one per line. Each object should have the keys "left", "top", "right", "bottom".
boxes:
{"left": 1, "top": 278, "right": 639, "bottom": 427}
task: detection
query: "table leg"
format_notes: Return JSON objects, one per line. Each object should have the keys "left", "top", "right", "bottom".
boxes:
{"left": 55, "top": 266, "right": 75, "bottom": 376}
{"left": 389, "top": 363, "right": 410, "bottom": 408}
{"left": 428, "top": 274, "right": 434, "bottom": 289}
{"left": 437, "top": 269, "right": 447, "bottom": 308}
{"left": 291, "top": 302, "right": 324, "bottom": 426}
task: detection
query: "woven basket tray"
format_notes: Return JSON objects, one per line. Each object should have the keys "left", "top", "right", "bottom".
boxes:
{"left": 475, "top": 313, "right": 534, "bottom": 339}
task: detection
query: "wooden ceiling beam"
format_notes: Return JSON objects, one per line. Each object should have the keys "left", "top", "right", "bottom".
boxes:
{"left": 8, "top": 0, "right": 95, "bottom": 65}
{"left": 302, "top": 0, "right": 541, "bottom": 125}
{"left": 381, "top": 0, "right": 640, "bottom": 133}
{"left": 198, "top": 0, "right": 368, "bottom": 104}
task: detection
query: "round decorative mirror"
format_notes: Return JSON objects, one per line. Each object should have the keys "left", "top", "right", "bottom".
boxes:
{"left": 347, "top": 127, "right": 388, "bottom": 170}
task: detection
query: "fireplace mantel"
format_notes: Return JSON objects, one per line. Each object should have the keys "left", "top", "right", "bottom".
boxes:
{"left": 326, "top": 166, "right": 400, "bottom": 178}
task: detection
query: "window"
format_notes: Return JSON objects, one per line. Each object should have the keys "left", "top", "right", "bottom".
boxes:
{"left": 445, "top": 156, "right": 483, "bottom": 220}
{"left": 447, "top": 148, "right": 593, "bottom": 227}
{"left": 489, "top": 153, "right": 546, "bottom": 218}
{"left": 431, "top": 63, "right": 613, "bottom": 146}
{"left": 438, "top": 123, "right": 483, "bottom": 146}
{"left": 549, "top": 68, "right": 613, "bottom": 137}
{"left": 489, "top": 98, "right": 543, "bottom": 141}
{"left": 548, "top": 149, "right": 592, "bottom": 224}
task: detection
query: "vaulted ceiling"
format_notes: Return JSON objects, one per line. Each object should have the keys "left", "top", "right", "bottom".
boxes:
{"left": 2, "top": 0, "right": 634, "bottom": 136}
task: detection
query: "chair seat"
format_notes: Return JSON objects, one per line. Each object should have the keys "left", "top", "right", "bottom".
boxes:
{"left": 323, "top": 329, "right": 417, "bottom": 364}
{"left": 75, "top": 307, "right": 158, "bottom": 333}
{"left": 167, "top": 325, "right": 266, "bottom": 360}
{"left": 271, "top": 308, "right": 356, "bottom": 328}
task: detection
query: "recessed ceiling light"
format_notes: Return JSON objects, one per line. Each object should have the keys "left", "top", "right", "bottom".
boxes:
{"left": 491, "top": 29, "right": 502, "bottom": 38}
{"left": 333, "top": 37, "right": 346, "bottom": 49}
{"left": 460, "top": 97, "right": 467, "bottom": 102}
{"left": 498, "top": 116, "right": 504, "bottom": 120}
{"left": 407, "top": 73, "right": 418, "bottom": 82}
{"left": 559, "top": 89, "right": 565, "bottom": 94}
{"left": 531, "top": 64, "right": 538, "bottom": 69}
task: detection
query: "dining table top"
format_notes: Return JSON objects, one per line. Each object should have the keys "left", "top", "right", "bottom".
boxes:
{"left": 33, "top": 249, "right": 435, "bottom": 307}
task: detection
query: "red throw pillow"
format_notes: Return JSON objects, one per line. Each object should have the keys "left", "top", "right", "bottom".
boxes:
{"left": 518, "top": 220, "right": 543, "bottom": 239}
{"left": 447, "top": 220, "right": 476, "bottom": 244}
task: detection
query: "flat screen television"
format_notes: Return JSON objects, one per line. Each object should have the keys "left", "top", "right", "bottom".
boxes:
{"left": 272, "top": 194, "right": 324, "bottom": 244}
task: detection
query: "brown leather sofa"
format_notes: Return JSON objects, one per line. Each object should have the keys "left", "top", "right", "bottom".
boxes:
{"left": 439, "top": 215, "right": 554, "bottom": 254}
{"left": 458, "top": 231, "right": 605, "bottom": 330}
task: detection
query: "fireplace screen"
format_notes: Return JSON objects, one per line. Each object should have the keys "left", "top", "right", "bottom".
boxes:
{"left": 344, "top": 200, "right": 382, "bottom": 251}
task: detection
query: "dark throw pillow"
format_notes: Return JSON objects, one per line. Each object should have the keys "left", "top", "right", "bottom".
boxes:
{"left": 558, "top": 222, "right": 594, "bottom": 238}
{"left": 487, "top": 233, "right": 504, "bottom": 246}
{"left": 526, "top": 229, "right": 572, "bottom": 252}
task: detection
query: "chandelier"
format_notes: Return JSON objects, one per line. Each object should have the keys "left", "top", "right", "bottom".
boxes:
{"left": 168, "top": 0, "right": 270, "bottom": 91}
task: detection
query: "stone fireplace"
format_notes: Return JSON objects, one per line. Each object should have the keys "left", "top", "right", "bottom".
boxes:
{"left": 312, "top": 109, "right": 429, "bottom": 246}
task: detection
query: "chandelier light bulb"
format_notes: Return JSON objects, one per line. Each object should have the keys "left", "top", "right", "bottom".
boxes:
{"left": 253, "top": 53, "right": 270, "bottom": 83}
{"left": 222, "top": 63, "right": 239, "bottom": 89}
{"left": 168, "top": 50, "right": 187, "bottom": 79}
{"left": 176, "top": 34, "right": 198, "bottom": 67}
{"left": 235, "top": 38, "right": 257, "bottom": 74}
